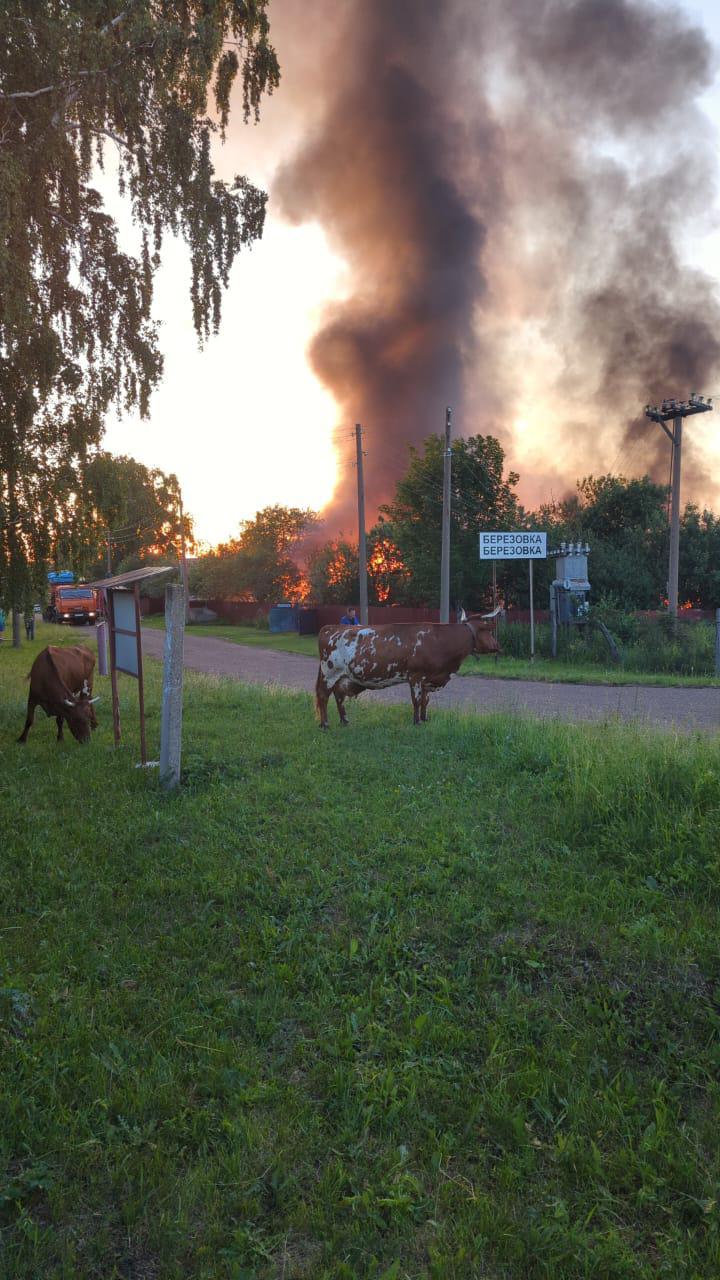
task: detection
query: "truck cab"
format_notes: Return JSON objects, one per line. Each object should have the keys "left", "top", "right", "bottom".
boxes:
{"left": 47, "top": 585, "right": 98, "bottom": 625}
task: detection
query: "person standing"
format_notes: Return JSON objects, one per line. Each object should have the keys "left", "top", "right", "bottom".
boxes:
{"left": 340, "top": 606, "right": 360, "bottom": 626}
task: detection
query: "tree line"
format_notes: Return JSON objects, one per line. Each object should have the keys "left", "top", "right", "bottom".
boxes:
{"left": 191, "top": 433, "right": 720, "bottom": 613}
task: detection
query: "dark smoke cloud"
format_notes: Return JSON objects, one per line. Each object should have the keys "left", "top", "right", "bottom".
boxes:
{"left": 273, "top": 0, "right": 720, "bottom": 524}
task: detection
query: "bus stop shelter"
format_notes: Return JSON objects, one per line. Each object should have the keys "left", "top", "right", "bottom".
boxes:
{"left": 88, "top": 565, "right": 176, "bottom": 763}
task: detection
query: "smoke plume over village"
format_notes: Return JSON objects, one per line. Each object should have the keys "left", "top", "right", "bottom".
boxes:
{"left": 271, "top": 0, "right": 720, "bottom": 525}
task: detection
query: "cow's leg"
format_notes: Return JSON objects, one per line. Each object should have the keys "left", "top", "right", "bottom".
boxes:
{"left": 17, "top": 695, "right": 39, "bottom": 744}
{"left": 409, "top": 678, "right": 423, "bottom": 725}
{"left": 420, "top": 682, "right": 431, "bottom": 723}
{"left": 334, "top": 688, "right": 350, "bottom": 726}
{"left": 56, "top": 715, "right": 65, "bottom": 742}
{"left": 315, "top": 667, "right": 331, "bottom": 730}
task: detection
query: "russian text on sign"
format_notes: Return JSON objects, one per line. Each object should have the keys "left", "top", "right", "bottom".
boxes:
{"left": 479, "top": 531, "right": 547, "bottom": 560}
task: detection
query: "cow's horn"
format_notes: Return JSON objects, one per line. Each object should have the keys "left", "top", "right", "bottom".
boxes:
{"left": 64, "top": 697, "right": 76, "bottom": 708}
{"left": 481, "top": 606, "right": 502, "bottom": 620}
{"left": 88, "top": 696, "right": 100, "bottom": 704}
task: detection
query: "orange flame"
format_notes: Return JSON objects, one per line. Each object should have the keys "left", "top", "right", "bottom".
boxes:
{"left": 368, "top": 537, "right": 408, "bottom": 603}
{"left": 278, "top": 571, "right": 311, "bottom": 603}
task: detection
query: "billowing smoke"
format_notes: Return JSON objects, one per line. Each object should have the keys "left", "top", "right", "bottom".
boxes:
{"left": 274, "top": 0, "right": 720, "bottom": 522}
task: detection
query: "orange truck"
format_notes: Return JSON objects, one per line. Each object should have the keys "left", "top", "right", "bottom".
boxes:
{"left": 46, "top": 582, "right": 99, "bottom": 625}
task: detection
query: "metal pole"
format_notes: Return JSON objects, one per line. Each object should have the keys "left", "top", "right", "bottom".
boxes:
{"left": 668, "top": 414, "right": 682, "bottom": 623}
{"left": 160, "top": 583, "right": 185, "bottom": 789}
{"left": 492, "top": 561, "right": 497, "bottom": 612}
{"left": 440, "top": 406, "right": 452, "bottom": 624}
{"left": 715, "top": 608, "right": 720, "bottom": 678}
{"left": 529, "top": 558, "right": 535, "bottom": 662}
{"left": 355, "top": 424, "right": 369, "bottom": 625}
{"left": 550, "top": 585, "right": 557, "bottom": 659}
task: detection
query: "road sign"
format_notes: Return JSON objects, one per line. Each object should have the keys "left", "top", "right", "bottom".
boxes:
{"left": 479, "top": 531, "right": 547, "bottom": 559}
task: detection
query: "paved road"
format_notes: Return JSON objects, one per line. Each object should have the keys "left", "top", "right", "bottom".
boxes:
{"left": 139, "top": 628, "right": 720, "bottom": 733}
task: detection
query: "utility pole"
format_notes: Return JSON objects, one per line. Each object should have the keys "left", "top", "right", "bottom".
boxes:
{"left": 355, "top": 424, "right": 369, "bottom": 624}
{"left": 645, "top": 394, "right": 713, "bottom": 622}
{"left": 179, "top": 491, "right": 191, "bottom": 624}
{"left": 440, "top": 406, "right": 452, "bottom": 623}
{"left": 106, "top": 531, "right": 113, "bottom": 574}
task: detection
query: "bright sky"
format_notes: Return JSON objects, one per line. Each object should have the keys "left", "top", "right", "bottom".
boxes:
{"left": 103, "top": 0, "right": 720, "bottom": 546}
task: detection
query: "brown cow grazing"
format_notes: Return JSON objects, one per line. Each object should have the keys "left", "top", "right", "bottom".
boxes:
{"left": 17, "top": 645, "right": 99, "bottom": 745}
{"left": 316, "top": 615, "right": 500, "bottom": 728}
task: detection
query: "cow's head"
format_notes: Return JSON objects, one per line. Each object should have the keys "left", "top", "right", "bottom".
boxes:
{"left": 64, "top": 694, "right": 100, "bottom": 743}
{"left": 465, "top": 616, "right": 501, "bottom": 655}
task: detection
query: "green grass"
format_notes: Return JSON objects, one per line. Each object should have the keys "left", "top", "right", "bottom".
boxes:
{"left": 143, "top": 615, "right": 320, "bottom": 657}
{"left": 3, "top": 628, "right": 720, "bottom": 1277}
{"left": 463, "top": 654, "right": 720, "bottom": 687}
{"left": 143, "top": 617, "right": 720, "bottom": 687}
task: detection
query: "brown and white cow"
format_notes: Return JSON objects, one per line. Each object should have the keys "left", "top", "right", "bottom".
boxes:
{"left": 17, "top": 645, "right": 99, "bottom": 745}
{"left": 316, "top": 615, "right": 500, "bottom": 728}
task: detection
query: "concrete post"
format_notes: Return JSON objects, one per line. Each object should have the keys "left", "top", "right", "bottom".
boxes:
{"left": 160, "top": 584, "right": 185, "bottom": 790}
{"left": 715, "top": 608, "right": 720, "bottom": 678}
{"left": 96, "top": 620, "right": 109, "bottom": 676}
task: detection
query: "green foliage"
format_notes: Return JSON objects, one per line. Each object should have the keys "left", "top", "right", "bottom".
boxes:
{"left": 0, "top": 2, "right": 279, "bottom": 608}
{"left": 378, "top": 434, "right": 521, "bottom": 607}
{"left": 196, "top": 505, "right": 318, "bottom": 603}
{"left": 493, "top": 615, "right": 718, "bottom": 676}
{"left": 2, "top": 630, "right": 720, "bottom": 1275}
{"left": 537, "top": 475, "right": 669, "bottom": 609}
{"left": 57, "top": 451, "right": 191, "bottom": 582}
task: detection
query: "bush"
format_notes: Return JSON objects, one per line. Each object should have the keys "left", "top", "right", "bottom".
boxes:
{"left": 499, "top": 614, "right": 716, "bottom": 675}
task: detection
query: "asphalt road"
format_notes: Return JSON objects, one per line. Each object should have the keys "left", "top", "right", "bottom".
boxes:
{"left": 139, "top": 627, "right": 720, "bottom": 733}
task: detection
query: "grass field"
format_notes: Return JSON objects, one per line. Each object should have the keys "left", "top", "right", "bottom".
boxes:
{"left": 142, "top": 617, "right": 720, "bottom": 688}
{"left": 2, "top": 628, "right": 720, "bottom": 1277}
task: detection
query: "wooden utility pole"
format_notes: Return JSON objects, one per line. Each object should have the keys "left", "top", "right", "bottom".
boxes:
{"left": 179, "top": 492, "right": 191, "bottom": 624}
{"left": 106, "top": 532, "right": 113, "bottom": 574}
{"left": 355, "top": 424, "right": 369, "bottom": 625}
{"left": 668, "top": 414, "right": 682, "bottom": 620}
{"left": 645, "top": 394, "right": 713, "bottom": 621}
{"left": 440, "top": 406, "right": 452, "bottom": 623}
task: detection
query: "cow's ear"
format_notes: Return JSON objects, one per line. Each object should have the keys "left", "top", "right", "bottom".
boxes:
{"left": 458, "top": 607, "right": 467, "bottom": 622}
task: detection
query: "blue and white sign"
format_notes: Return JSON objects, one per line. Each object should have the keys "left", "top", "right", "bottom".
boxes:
{"left": 480, "top": 531, "right": 547, "bottom": 560}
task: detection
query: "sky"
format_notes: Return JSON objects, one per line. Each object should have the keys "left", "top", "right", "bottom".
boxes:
{"left": 103, "top": 0, "right": 720, "bottom": 548}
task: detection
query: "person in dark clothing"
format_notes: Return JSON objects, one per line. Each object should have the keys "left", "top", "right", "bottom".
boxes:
{"left": 340, "top": 606, "right": 360, "bottom": 625}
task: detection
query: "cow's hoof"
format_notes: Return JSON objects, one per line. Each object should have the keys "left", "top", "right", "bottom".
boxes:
{"left": 340, "top": 719, "right": 349, "bottom": 727}
{"left": 319, "top": 723, "right": 329, "bottom": 732}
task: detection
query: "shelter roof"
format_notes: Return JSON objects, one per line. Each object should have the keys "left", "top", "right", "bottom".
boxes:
{"left": 87, "top": 565, "right": 178, "bottom": 590}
